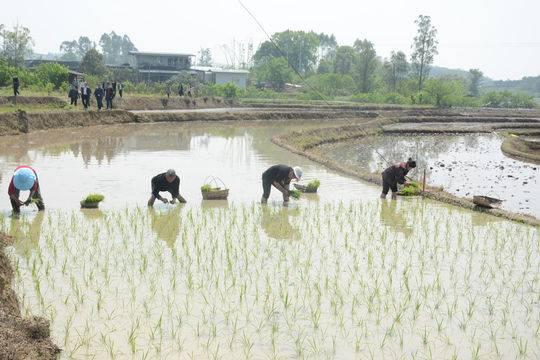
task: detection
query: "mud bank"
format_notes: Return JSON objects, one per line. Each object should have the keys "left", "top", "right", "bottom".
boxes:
{"left": 0, "top": 96, "right": 66, "bottom": 107}
{"left": 0, "top": 108, "right": 378, "bottom": 136}
{"left": 273, "top": 115, "right": 540, "bottom": 226}
{"left": 501, "top": 130, "right": 540, "bottom": 163}
{"left": 114, "top": 96, "right": 235, "bottom": 110}
{"left": 0, "top": 234, "right": 60, "bottom": 359}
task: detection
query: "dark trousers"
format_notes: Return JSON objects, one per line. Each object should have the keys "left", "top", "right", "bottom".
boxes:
{"left": 82, "top": 95, "right": 90, "bottom": 108}
{"left": 96, "top": 97, "right": 103, "bottom": 110}
{"left": 262, "top": 175, "right": 272, "bottom": 199}
{"left": 381, "top": 175, "right": 398, "bottom": 195}
{"left": 106, "top": 97, "right": 113, "bottom": 109}
{"left": 70, "top": 97, "right": 78, "bottom": 105}
{"left": 13, "top": 87, "right": 19, "bottom": 96}
{"left": 119, "top": 89, "right": 123, "bottom": 98}
{"left": 10, "top": 188, "right": 45, "bottom": 213}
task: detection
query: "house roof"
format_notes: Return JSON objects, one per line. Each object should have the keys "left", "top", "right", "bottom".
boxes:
{"left": 130, "top": 51, "right": 195, "bottom": 57}
{"left": 191, "top": 66, "right": 249, "bottom": 74}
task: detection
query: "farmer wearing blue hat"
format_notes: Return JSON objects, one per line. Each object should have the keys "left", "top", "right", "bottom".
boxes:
{"left": 8, "top": 166, "right": 45, "bottom": 213}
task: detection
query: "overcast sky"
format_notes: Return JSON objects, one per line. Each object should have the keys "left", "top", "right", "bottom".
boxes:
{"left": 1, "top": 0, "right": 539, "bottom": 80}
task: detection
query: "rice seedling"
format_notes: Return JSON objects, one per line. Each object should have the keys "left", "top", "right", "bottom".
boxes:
{"left": 1, "top": 199, "right": 537, "bottom": 359}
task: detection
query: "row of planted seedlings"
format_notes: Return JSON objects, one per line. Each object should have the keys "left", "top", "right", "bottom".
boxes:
{"left": 2, "top": 198, "right": 539, "bottom": 359}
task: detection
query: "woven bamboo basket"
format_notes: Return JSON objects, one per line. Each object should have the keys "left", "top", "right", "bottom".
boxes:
{"left": 201, "top": 176, "right": 229, "bottom": 200}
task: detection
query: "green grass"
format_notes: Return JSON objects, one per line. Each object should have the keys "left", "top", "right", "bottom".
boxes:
{"left": 81, "top": 193, "right": 105, "bottom": 203}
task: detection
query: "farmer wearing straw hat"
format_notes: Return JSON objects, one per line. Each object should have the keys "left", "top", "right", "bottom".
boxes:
{"left": 261, "top": 164, "right": 303, "bottom": 205}
{"left": 8, "top": 166, "right": 45, "bottom": 214}
{"left": 147, "top": 169, "right": 187, "bottom": 206}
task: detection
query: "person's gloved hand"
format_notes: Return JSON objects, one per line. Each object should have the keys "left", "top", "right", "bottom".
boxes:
{"left": 170, "top": 198, "right": 177, "bottom": 205}
{"left": 161, "top": 198, "right": 169, "bottom": 204}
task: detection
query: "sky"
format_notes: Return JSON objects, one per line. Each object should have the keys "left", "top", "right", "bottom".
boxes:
{"left": 1, "top": 0, "right": 539, "bottom": 80}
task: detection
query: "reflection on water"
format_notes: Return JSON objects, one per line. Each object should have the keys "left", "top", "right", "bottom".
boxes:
{"left": 380, "top": 200, "right": 413, "bottom": 238}
{"left": 322, "top": 133, "right": 540, "bottom": 218}
{"left": 0, "top": 122, "right": 379, "bottom": 213}
{"left": 149, "top": 206, "right": 182, "bottom": 248}
{"left": 261, "top": 206, "right": 301, "bottom": 240}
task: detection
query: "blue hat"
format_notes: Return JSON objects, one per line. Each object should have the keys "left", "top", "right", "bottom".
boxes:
{"left": 13, "top": 168, "right": 36, "bottom": 191}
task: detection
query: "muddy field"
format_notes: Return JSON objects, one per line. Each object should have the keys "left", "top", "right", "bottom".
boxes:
{"left": 0, "top": 106, "right": 538, "bottom": 358}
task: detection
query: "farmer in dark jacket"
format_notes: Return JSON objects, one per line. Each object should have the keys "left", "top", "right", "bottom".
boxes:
{"left": 68, "top": 86, "right": 79, "bottom": 106}
{"left": 94, "top": 85, "right": 104, "bottom": 110}
{"left": 147, "top": 169, "right": 187, "bottom": 206}
{"left": 380, "top": 158, "right": 416, "bottom": 200}
{"left": 261, "top": 164, "right": 303, "bottom": 205}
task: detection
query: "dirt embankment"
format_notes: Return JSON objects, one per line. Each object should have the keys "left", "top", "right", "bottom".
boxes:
{"left": 0, "top": 234, "right": 60, "bottom": 359}
{"left": 272, "top": 111, "right": 540, "bottom": 226}
{"left": 0, "top": 96, "right": 66, "bottom": 107}
{"left": 500, "top": 130, "right": 540, "bottom": 163}
{"left": 0, "top": 108, "right": 379, "bottom": 136}
{"left": 114, "top": 96, "right": 235, "bottom": 110}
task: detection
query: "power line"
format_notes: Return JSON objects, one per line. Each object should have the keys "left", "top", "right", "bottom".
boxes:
{"left": 237, "top": 0, "right": 331, "bottom": 105}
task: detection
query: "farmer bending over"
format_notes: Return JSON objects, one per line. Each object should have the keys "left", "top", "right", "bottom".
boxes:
{"left": 380, "top": 158, "right": 416, "bottom": 200}
{"left": 261, "top": 164, "right": 303, "bottom": 205}
{"left": 148, "top": 169, "right": 187, "bottom": 206}
{"left": 8, "top": 166, "right": 45, "bottom": 214}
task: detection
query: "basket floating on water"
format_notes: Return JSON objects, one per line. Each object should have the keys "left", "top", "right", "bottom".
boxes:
{"left": 201, "top": 176, "right": 229, "bottom": 200}
{"left": 472, "top": 195, "right": 503, "bottom": 209}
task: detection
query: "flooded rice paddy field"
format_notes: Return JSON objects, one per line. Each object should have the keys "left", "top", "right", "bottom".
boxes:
{"left": 321, "top": 132, "right": 540, "bottom": 218}
{"left": 0, "top": 121, "right": 538, "bottom": 359}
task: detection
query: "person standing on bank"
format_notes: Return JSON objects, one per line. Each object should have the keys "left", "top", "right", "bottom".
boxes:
{"left": 148, "top": 169, "right": 187, "bottom": 206}
{"left": 118, "top": 82, "right": 123, "bottom": 98}
{"left": 261, "top": 164, "right": 303, "bottom": 205}
{"left": 380, "top": 158, "right": 416, "bottom": 200}
{"left": 8, "top": 166, "right": 45, "bottom": 214}
{"left": 94, "top": 85, "right": 104, "bottom": 110}
{"left": 105, "top": 83, "right": 114, "bottom": 110}
{"left": 68, "top": 85, "right": 79, "bottom": 106}
{"left": 12, "top": 76, "right": 20, "bottom": 97}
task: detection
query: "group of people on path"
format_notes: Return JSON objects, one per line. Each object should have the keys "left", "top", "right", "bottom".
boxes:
{"left": 68, "top": 81, "right": 123, "bottom": 110}
{"left": 7, "top": 159, "right": 415, "bottom": 214}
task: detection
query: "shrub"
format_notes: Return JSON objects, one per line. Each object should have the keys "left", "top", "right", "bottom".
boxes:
{"left": 481, "top": 91, "right": 535, "bottom": 108}
{"left": 35, "top": 63, "right": 69, "bottom": 89}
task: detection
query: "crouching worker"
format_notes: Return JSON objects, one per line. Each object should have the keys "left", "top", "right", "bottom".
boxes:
{"left": 8, "top": 166, "right": 45, "bottom": 214}
{"left": 261, "top": 164, "right": 303, "bottom": 205}
{"left": 380, "top": 158, "right": 416, "bottom": 200}
{"left": 147, "top": 169, "right": 187, "bottom": 206}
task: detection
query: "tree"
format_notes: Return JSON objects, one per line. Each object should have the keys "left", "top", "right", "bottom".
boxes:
{"left": 59, "top": 36, "right": 95, "bottom": 60}
{"left": 197, "top": 48, "right": 213, "bottom": 66}
{"left": 0, "top": 24, "right": 33, "bottom": 66}
{"left": 333, "top": 46, "right": 357, "bottom": 75}
{"left": 411, "top": 15, "right": 438, "bottom": 91}
{"left": 353, "top": 39, "right": 377, "bottom": 92}
{"left": 424, "top": 78, "right": 465, "bottom": 107}
{"left": 99, "top": 32, "right": 137, "bottom": 65}
{"left": 253, "top": 30, "right": 320, "bottom": 74}
{"left": 383, "top": 51, "right": 409, "bottom": 91}
{"left": 316, "top": 33, "right": 337, "bottom": 61}
{"left": 80, "top": 48, "right": 107, "bottom": 76}
{"left": 307, "top": 73, "right": 355, "bottom": 97}
{"left": 468, "top": 68, "right": 483, "bottom": 96}
{"left": 254, "top": 57, "right": 293, "bottom": 90}
{"left": 35, "top": 63, "right": 69, "bottom": 89}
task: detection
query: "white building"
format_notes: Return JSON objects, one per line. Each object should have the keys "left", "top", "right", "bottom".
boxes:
{"left": 191, "top": 66, "right": 250, "bottom": 89}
